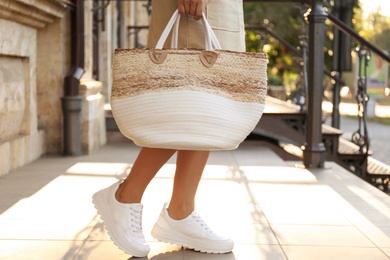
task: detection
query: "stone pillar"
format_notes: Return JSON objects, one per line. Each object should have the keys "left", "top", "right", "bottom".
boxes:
{"left": 80, "top": 80, "right": 107, "bottom": 154}
{"left": 98, "top": 3, "right": 113, "bottom": 102}
{"left": 76, "top": 0, "right": 107, "bottom": 154}
{"left": 84, "top": 0, "right": 94, "bottom": 80}
{"left": 37, "top": 17, "right": 67, "bottom": 153}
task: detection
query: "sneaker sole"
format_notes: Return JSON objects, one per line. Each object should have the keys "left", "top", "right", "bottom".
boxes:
{"left": 151, "top": 223, "right": 232, "bottom": 254}
{"left": 92, "top": 190, "right": 149, "bottom": 257}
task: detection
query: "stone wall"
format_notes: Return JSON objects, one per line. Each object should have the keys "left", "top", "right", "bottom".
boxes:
{"left": 0, "top": 15, "right": 45, "bottom": 177}
{"left": 0, "top": 0, "right": 147, "bottom": 177}
{"left": 0, "top": 0, "right": 65, "bottom": 177}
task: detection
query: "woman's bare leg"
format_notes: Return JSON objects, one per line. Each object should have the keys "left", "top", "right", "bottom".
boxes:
{"left": 167, "top": 150, "right": 210, "bottom": 219}
{"left": 116, "top": 147, "right": 176, "bottom": 203}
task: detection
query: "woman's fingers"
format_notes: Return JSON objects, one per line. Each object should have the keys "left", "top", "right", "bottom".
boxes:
{"left": 177, "top": 0, "right": 203, "bottom": 20}
{"left": 193, "top": 1, "right": 203, "bottom": 20}
{"left": 177, "top": 1, "right": 186, "bottom": 16}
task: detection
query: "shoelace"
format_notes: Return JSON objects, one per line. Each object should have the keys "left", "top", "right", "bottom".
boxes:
{"left": 192, "top": 212, "right": 213, "bottom": 234}
{"left": 129, "top": 207, "right": 143, "bottom": 233}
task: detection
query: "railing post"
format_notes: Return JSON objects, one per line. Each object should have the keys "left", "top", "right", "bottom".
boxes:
{"left": 332, "top": 71, "right": 341, "bottom": 129}
{"left": 303, "top": 0, "right": 327, "bottom": 168}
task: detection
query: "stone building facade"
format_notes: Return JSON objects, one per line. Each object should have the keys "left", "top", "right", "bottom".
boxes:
{"left": 0, "top": 0, "right": 150, "bottom": 177}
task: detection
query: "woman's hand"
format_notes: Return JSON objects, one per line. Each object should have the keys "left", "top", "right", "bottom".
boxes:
{"left": 177, "top": 0, "right": 203, "bottom": 20}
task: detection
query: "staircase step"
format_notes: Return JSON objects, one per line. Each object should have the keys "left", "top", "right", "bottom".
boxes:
{"left": 367, "top": 157, "right": 390, "bottom": 176}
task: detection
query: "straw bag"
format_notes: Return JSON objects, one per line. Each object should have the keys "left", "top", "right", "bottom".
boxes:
{"left": 111, "top": 10, "right": 268, "bottom": 150}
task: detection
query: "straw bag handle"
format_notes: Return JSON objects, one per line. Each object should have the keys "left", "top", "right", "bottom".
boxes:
{"left": 155, "top": 9, "right": 222, "bottom": 51}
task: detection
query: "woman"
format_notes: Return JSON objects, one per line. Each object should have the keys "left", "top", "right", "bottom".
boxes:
{"left": 92, "top": 0, "right": 245, "bottom": 257}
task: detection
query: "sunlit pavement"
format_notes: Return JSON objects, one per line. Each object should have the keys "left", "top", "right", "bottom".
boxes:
{"left": 1, "top": 132, "right": 390, "bottom": 260}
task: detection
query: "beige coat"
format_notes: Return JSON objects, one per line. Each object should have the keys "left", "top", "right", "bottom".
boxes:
{"left": 147, "top": 0, "right": 245, "bottom": 52}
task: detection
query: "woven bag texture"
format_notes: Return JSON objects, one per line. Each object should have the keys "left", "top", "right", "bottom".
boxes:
{"left": 112, "top": 49, "right": 267, "bottom": 103}
{"left": 110, "top": 48, "right": 268, "bottom": 150}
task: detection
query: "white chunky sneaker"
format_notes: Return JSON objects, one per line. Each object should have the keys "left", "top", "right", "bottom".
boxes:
{"left": 92, "top": 182, "right": 150, "bottom": 257}
{"left": 151, "top": 203, "right": 234, "bottom": 254}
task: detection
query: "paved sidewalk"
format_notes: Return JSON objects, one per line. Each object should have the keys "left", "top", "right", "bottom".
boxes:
{"left": 1, "top": 132, "right": 390, "bottom": 259}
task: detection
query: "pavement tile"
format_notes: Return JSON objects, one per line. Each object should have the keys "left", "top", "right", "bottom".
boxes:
{"left": 231, "top": 141, "right": 288, "bottom": 167}
{"left": 356, "top": 226, "right": 390, "bottom": 248}
{"left": 309, "top": 162, "right": 390, "bottom": 199}
{"left": 238, "top": 165, "right": 318, "bottom": 183}
{"left": 0, "top": 240, "right": 80, "bottom": 260}
{"left": 382, "top": 248, "right": 390, "bottom": 258}
{"left": 232, "top": 244, "right": 286, "bottom": 260}
{"left": 341, "top": 207, "right": 390, "bottom": 227}
{"left": 0, "top": 217, "right": 97, "bottom": 240}
{"left": 272, "top": 224, "right": 376, "bottom": 247}
{"left": 73, "top": 240, "right": 133, "bottom": 259}
{"left": 1, "top": 133, "right": 390, "bottom": 259}
{"left": 282, "top": 245, "right": 389, "bottom": 260}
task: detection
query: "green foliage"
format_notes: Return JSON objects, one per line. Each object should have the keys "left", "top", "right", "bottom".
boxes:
{"left": 352, "top": 3, "right": 390, "bottom": 90}
{"left": 358, "top": 9, "right": 390, "bottom": 51}
{"left": 244, "top": 0, "right": 370, "bottom": 95}
{"left": 244, "top": 2, "right": 306, "bottom": 89}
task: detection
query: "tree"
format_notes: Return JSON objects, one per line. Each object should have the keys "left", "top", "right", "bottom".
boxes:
{"left": 358, "top": 7, "right": 390, "bottom": 51}
{"left": 244, "top": 1, "right": 361, "bottom": 92}
{"left": 244, "top": 2, "right": 307, "bottom": 86}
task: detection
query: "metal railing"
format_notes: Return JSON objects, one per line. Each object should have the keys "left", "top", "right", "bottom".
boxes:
{"left": 326, "top": 11, "right": 390, "bottom": 155}
{"left": 327, "top": 12, "right": 390, "bottom": 64}
{"left": 245, "top": 0, "right": 390, "bottom": 168}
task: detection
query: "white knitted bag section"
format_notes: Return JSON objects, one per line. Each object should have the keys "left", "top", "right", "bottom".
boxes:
{"left": 111, "top": 90, "right": 265, "bottom": 150}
